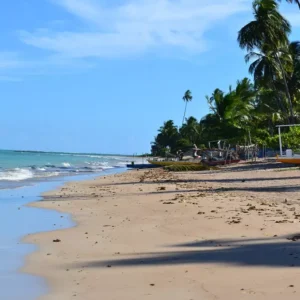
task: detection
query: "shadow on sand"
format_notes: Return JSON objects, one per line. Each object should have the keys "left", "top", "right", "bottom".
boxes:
{"left": 71, "top": 234, "right": 300, "bottom": 269}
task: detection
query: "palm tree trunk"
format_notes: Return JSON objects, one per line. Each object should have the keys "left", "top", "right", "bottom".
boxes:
{"left": 182, "top": 101, "right": 188, "bottom": 125}
{"left": 270, "top": 79, "right": 289, "bottom": 120}
{"left": 275, "top": 52, "right": 294, "bottom": 123}
{"left": 248, "top": 129, "right": 252, "bottom": 145}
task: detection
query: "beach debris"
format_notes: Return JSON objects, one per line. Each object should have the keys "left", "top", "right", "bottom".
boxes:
{"left": 228, "top": 218, "right": 242, "bottom": 224}
{"left": 289, "top": 285, "right": 294, "bottom": 288}
{"left": 163, "top": 202, "right": 174, "bottom": 205}
{"left": 294, "top": 213, "right": 300, "bottom": 219}
{"left": 53, "top": 239, "right": 61, "bottom": 242}
{"left": 150, "top": 284, "right": 155, "bottom": 286}
{"left": 198, "top": 211, "right": 205, "bottom": 215}
{"left": 107, "top": 265, "right": 112, "bottom": 268}
{"left": 158, "top": 186, "right": 166, "bottom": 191}
{"left": 230, "top": 220, "right": 241, "bottom": 224}
{"left": 287, "top": 235, "right": 300, "bottom": 242}
{"left": 248, "top": 206, "right": 256, "bottom": 211}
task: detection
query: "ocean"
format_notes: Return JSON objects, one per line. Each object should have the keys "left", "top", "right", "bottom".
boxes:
{"left": 0, "top": 150, "right": 143, "bottom": 189}
{"left": 0, "top": 150, "right": 143, "bottom": 299}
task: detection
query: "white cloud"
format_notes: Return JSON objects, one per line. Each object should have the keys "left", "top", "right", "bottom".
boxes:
{"left": 20, "top": 0, "right": 249, "bottom": 59}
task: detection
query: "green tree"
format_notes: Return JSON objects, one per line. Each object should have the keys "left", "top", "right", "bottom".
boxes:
{"left": 245, "top": 44, "right": 290, "bottom": 117}
{"left": 151, "top": 120, "right": 179, "bottom": 156}
{"left": 287, "top": 41, "right": 300, "bottom": 104}
{"left": 201, "top": 88, "right": 239, "bottom": 141}
{"left": 238, "top": 0, "right": 294, "bottom": 121}
{"left": 182, "top": 90, "right": 193, "bottom": 125}
{"left": 180, "top": 117, "right": 200, "bottom": 144}
{"left": 279, "top": 0, "right": 300, "bottom": 8}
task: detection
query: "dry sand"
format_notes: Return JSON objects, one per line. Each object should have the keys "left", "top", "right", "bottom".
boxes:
{"left": 23, "top": 162, "right": 300, "bottom": 300}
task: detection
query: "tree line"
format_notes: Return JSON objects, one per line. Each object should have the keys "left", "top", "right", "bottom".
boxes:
{"left": 151, "top": 0, "right": 300, "bottom": 157}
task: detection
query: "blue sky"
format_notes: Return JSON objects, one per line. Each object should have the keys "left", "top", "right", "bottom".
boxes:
{"left": 0, "top": 0, "right": 299, "bottom": 154}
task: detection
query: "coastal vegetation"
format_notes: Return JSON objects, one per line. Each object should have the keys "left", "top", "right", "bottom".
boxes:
{"left": 164, "top": 164, "right": 217, "bottom": 172}
{"left": 151, "top": 0, "right": 300, "bottom": 157}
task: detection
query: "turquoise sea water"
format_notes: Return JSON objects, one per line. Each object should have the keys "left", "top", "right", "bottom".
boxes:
{"left": 0, "top": 150, "right": 141, "bottom": 189}
{"left": 0, "top": 170, "right": 124, "bottom": 300}
{"left": 0, "top": 150, "right": 138, "bottom": 299}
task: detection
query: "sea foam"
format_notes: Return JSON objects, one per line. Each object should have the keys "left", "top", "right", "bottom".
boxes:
{"left": 0, "top": 168, "right": 34, "bottom": 181}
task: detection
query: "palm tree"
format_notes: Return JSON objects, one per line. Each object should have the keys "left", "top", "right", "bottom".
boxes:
{"left": 238, "top": 0, "right": 294, "bottom": 122}
{"left": 287, "top": 41, "right": 300, "bottom": 103}
{"left": 202, "top": 88, "right": 239, "bottom": 141}
{"left": 279, "top": 0, "right": 300, "bottom": 8}
{"left": 180, "top": 117, "right": 200, "bottom": 144}
{"left": 227, "top": 79, "right": 257, "bottom": 142}
{"left": 238, "top": 0, "right": 291, "bottom": 51}
{"left": 152, "top": 120, "right": 179, "bottom": 155}
{"left": 244, "top": 44, "right": 290, "bottom": 116}
{"left": 182, "top": 90, "right": 193, "bottom": 125}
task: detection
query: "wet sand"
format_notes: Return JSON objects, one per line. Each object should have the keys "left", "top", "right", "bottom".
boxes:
{"left": 24, "top": 162, "right": 300, "bottom": 299}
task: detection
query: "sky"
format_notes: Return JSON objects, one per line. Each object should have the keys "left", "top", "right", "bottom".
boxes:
{"left": 0, "top": 0, "right": 299, "bottom": 154}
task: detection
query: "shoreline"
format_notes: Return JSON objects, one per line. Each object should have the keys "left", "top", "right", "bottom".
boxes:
{"left": 23, "top": 163, "right": 300, "bottom": 300}
{"left": 0, "top": 169, "right": 125, "bottom": 300}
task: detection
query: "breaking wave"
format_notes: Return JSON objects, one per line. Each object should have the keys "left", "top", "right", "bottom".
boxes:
{"left": 0, "top": 152, "right": 145, "bottom": 185}
{"left": 0, "top": 168, "right": 34, "bottom": 181}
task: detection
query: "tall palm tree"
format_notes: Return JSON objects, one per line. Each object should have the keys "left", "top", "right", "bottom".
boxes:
{"left": 244, "top": 44, "right": 291, "bottom": 116}
{"left": 238, "top": 0, "right": 291, "bottom": 51}
{"left": 182, "top": 90, "right": 193, "bottom": 125}
{"left": 238, "top": 0, "right": 294, "bottom": 122}
{"left": 287, "top": 41, "right": 300, "bottom": 103}
{"left": 279, "top": 0, "right": 300, "bottom": 8}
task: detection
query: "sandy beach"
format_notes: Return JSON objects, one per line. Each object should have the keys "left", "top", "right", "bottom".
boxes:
{"left": 23, "top": 163, "right": 300, "bottom": 300}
